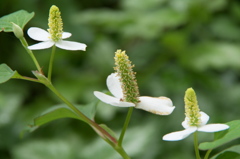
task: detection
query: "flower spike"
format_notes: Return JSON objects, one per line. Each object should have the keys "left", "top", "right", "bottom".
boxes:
{"left": 184, "top": 88, "right": 201, "bottom": 127}
{"left": 114, "top": 50, "right": 140, "bottom": 104}
{"left": 48, "top": 5, "right": 63, "bottom": 42}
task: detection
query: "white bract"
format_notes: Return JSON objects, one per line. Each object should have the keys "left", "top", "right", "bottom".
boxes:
{"left": 27, "top": 27, "right": 87, "bottom": 51}
{"left": 94, "top": 73, "right": 175, "bottom": 115}
{"left": 163, "top": 111, "right": 229, "bottom": 141}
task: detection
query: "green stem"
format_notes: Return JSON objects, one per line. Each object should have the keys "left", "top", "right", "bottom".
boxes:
{"left": 204, "top": 149, "right": 212, "bottom": 159}
{"left": 19, "top": 37, "right": 41, "bottom": 72}
{"left": 46, "top": 83, "right": 132, "bottom": 158}
{"left": 114, "top": 146, "right": 131, "bottom": 159}
{"left": 194, "top": 132, "right": 201, "bottom": 159}
{"left": 48, "top": 45, "right": 56, "bottom": 81}
{"left": 118, "top": 107, "right": 134, "bottom": 147}
{"left": 14, "top": 75, "right": 40, "bottom": 83}
{"left": 45, "top": 83, "right": 117, "bottom": 144}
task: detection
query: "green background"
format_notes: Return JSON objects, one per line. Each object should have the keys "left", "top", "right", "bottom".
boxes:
{"left": 1, "top": 0, "right": 240, "bottom": 158}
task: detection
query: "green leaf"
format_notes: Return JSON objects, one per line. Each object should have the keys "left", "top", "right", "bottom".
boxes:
{"left": 34, "top": 102, "right": 98, "bottom": 127}
{"left": 0, "top": 10, "right": 34, "bottom": 32}
{"left": 0, "top": 63, "right": 19, "bottom": 83}
{"left": 34, "top": 105, "right": 80, "bottom": 126}
{"left": 215, "top": 152, "right": 240, "bottom": 159}
{"left": 211, "top": 145, "right": 240, "bottom": 159}
{"left": 199, "top": 120, "right": 240, "bottom": 150}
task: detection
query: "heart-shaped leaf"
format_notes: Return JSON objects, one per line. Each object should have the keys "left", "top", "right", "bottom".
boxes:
{"left": 0, "top": 63, "right": 19, "bottom": 83}
{"left": 0, "top": 10, "right": 34, "bottom": 32}
{"left": 34, "top": 105, "right": 81, "bottom": 126}
{"left": 34, "top": 102, "right": 98, "bottom": 127}
{"left": 199, "top": 120, "right": 240, "bottom": 150}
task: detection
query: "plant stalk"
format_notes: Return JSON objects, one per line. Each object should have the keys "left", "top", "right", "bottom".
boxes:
{"left": 194, "top": 132, "right": 201, "bottom": 159}
{"left": 48, "top": 45, "right": 56, "bottom": 81}
{"left": 19, "top": 37, "right": 41, "bottom": 72}
{"left": 118, "top": 107, "right": 134, "bottom": 147}
{"left": 204, "top": 149, "right": 212, "bottom": 159}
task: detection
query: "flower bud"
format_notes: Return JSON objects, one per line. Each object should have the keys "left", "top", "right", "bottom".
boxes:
{"left": 12, "top": 22, "right": 23, "bottom": 39}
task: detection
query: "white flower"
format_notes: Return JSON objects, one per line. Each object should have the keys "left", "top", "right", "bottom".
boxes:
{"left": 27, "top": 27, "right": 87, "bottom": 51}
{"left": 162, "top": 111, "right": 229, "bottom": 141}
{"left": 94, "top": 73, "right": 175, "bottom": 115}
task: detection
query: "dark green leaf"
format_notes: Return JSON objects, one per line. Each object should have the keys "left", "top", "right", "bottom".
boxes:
{"left": 211, "top": 145, "right": 240, "bottom": 159}
{"left": 0, "top": 10, "right": 34, "bottom": 32}
{"left": 215, "top": 151, "right": 240, "bottom": 159}
{"left": 199, "top": 120, "right": 240, "bottom": 150}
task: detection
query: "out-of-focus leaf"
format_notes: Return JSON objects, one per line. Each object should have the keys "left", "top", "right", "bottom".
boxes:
{"left": 0, "top": 92, "right": 23, "bottom": 127}
{"left": 210, "top": 16, "right": 240, "bottom": 40}
{"left": 199, "top": 120, "right": 240, "bottom": 150}
{"left": 74, "top": 8, "right": 186, "bottom": 39}
{"left": 211, "top": 145, "right": 240, "bottom": 159}
{"left": 12, "top": 138, "right": 77, "bottom": 159}
{"left": 80, "top": 121, "right": 158, "bottom": 159}
{"left": 122, "top": 0, "right": 166, "bottom": 11}
{"left": 0, "top": 64, "right": 19, "bottom": 83}
{"left": 0, "top": 10, "right": 34, "bottom": 32}
{"left": 185, "top": 42, "right": 240, "bottom": 71}
{"left": 122, "top": 8, "right": 187, "bottom": 39}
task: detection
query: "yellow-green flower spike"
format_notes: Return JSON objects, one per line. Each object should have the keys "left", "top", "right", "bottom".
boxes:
{"left": 114, "top": 50, "right": 140, "bottom": 104}
{"left": 48, "top": 5, "right": 63, "bottom": 42}
{"left": 184, "top": 88, "right": 201, "bottom": 126}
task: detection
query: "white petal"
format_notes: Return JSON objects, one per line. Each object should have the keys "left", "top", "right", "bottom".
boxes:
{"left": 136, "top": 96, "right": 175, "bottom": 115}
{"left": 107, "top": 73, "right": 124, "bottom": 99}
{"left": 28, "top": 41, "right": 54, "bottom": 50}
{"left": 163, "top": 127, "right": 197, "bottom": 141}
{"left": 199, "top": 111, "right": 210, "bottom": 126}
{"left": 27, "top": 27, "right": 50, "bottom": 41}
{"left": 198, "top": 124, "right": 229, "bottom": 132}
{"left": 62, "top": 32, "right": 72, "bottom": 39}
{"left": 94, "top": 91, "right": 135, "bottom": 107}
{"left": 182, "top": 117, "right": 190, "bottom": 129}
{"left": 55, "top": 40, "right": 87, "bottom": 51}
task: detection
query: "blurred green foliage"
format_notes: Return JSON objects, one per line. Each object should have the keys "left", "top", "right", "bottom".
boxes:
{"left": 1, "top": 0, "right": 240, "bottom": 158}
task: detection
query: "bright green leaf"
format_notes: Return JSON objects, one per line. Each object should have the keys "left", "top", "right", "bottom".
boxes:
{"left": 199, "top": 120, "right": 240, "bottom": 150}
{"left": 0, "top": 63, "right": 19, "bottom": 83}
{"left": 0, "top": 10, "right": 34, "bottom": 32}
